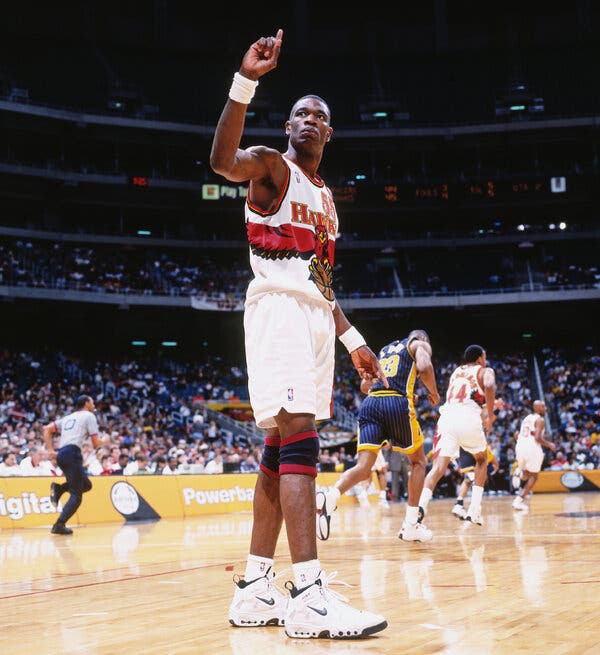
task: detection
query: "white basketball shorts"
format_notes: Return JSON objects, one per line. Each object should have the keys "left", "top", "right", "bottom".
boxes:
{"left": 244, "top": 292, "right": 335, "bottom": 429}
{"left": 516, "top": 439, "right": 544, "bottom": 473}
{"left": 435, "top": 405, "right": 488, "bottom": 459}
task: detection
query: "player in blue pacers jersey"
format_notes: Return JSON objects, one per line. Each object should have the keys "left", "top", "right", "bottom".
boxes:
{"left": 317, "top": 329, "right": 440, "bottom": 542}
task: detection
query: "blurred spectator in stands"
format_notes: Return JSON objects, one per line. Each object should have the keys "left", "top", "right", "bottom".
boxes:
{"left": 153, "top": 455, "right": 169, "bottom": 474}
{"left": 125, "top": 452, "right": 152, "bottom": 474}
{"left": 204, "top": 452, "right": 223, "bottom": 474}
{"left": 19, "top": 446, "right": 54, "bottom": 476}
{"left": 0, "top": 452, "right": 22, "bottom": 476}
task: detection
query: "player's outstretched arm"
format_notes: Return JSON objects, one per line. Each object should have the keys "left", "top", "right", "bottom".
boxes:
{"left": 210, "top": 29, "right": 283, "bottom": 183}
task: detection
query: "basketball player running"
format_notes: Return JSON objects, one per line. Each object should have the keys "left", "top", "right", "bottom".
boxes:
{"left": 317, "top": 330, "right": 440, "bottom": 542}
{"left": 512, "top": 400, "right": 555, "bottom": 511}
{"left": 418, "top": 345, "right": 497, "bottom": 526}
{"left": 210, "top": 29, "right": 388, "bottom": 639}
{"left": 43, "top": 395, "right": 110, "bottom": 534}
{"left": 451, "top": 445, "right": 499, "bottom": 520}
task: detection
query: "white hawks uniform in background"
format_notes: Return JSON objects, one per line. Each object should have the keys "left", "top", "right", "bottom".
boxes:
{"left": 434, "top": 363, "right": 488, "bottom": 459}
{"left": 515, "top": 413, "right": 545, "bottom": 473}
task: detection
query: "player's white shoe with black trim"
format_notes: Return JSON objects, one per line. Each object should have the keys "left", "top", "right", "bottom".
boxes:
{"left": 398, "top": 521, "right": 433, "bottom": 542}
{"left": 464, "top": 509, "right": 483, "bottom": 525}
{"left": 284, "top": 570, "right": 387, "bottom": 639}
{"left": 451, "top": 503, "right": 467, "bottom": 519}
{"left": 229, "top": 567, "right": 288, "bottom": 627}
{"left": 316, "top": 490, "right": 337, "bottom": 541}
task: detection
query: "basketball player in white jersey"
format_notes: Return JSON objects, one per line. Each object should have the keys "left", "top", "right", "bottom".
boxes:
{"left": 512, "top": 400, "right": 555, "bottom": 511}
{"left": 43, "top": 394, "right": 111, "bottom": 534}
{"left": 210, "top": 29, "right": 388, "bottom": 639}
{"left": 417, "top": 344, "right": 497, "bottom": 526}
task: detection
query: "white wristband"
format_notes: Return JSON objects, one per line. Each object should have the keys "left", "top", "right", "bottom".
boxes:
{"left": 228, "top": 72, "right": 258, "bottom": 104}
{"left": 339, "top": 326, "right": 367, "bottom": 353}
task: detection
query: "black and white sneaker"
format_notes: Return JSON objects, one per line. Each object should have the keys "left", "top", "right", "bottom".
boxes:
{"left": 229, "top": 567, "right": 288, "bottom": 627}
{"left": 284, "top": 571, "right": 387, "bottom": 639}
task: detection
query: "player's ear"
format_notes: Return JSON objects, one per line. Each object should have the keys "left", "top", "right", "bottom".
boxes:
{"left": 325, "top": 127, "right": 333, "bottom": 142}
{"left": 285, "top": 120, "right": 291, "bottom": 136}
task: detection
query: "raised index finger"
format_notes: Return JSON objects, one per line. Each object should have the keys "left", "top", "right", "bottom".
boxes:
{"left": 272, "top": 28, "right": 283, "bottom": 58}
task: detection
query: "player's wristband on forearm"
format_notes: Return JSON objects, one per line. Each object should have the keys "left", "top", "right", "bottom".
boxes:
{"left": 228, "top": 72, "right": 258, "bottom": 104}
{"left": 339, "top": 326, "right": 367, "bottom": 353}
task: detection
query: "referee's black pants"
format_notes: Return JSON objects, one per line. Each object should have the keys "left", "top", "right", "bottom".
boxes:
{"left": 55, "top": 444, "right": 92, "bottom": 524}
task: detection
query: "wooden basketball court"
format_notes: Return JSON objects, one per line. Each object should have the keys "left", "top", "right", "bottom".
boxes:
{"left": 1, "top": 491, "right": 599, "bottom": 654}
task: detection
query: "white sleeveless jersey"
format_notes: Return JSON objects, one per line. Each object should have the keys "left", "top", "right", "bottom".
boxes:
{"left": 518, "top": 413, "right": 540, "bottom": 442}
{"left": 244, "top": 155, "right": 338, "bottom": 308}
{"left": 441, "top": 364, "right": 485, "bottom": 415}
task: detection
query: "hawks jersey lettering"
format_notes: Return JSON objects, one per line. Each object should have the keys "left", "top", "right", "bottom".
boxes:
{"left": 244, "top": 155, "right": 338, "bottom": 308}
{"left": 518, "top": 414, "right": 540, "bottom": 441}
{"left": 443, "top": 364, "right": 485, "bottom": 413}
{"left": 369, "top": 338, "right": 417, "bottom": 397}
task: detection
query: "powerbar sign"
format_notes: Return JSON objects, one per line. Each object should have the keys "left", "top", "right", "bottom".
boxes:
{"left": 202, "top": 184, "right": 248, "bottom": 200}
{"left": 0, "top": 492, "right": 59, "bottom": 520}
{"left": 182, "top": 485, "right": 255, "bottom": 506}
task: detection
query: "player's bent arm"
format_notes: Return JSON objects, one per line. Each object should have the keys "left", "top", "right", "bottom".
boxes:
{"left": 210, "top": 29, "right": 283, "bottom": 181}
{"left": 412, "top": 341, "right": 440, "bottom": 405}
{"left": 482, "top": 367, "right": 497, "bottom": 418}
{"left": 534, "top": 417, "right": 554, "bottom": 450}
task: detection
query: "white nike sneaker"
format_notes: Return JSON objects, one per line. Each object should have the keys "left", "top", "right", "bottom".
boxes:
{"left": 229, "top": 567, "right": 288, "bottom": 627}
{"left": 512, "top": 495, "right": 526, "bottom": 511}
{"left": 284, "top": 570, "right": 387, "bottom": 639}
{"left": 378, "top": 496, "right": 390, "bottom": 508}
{"left": 451, "top": 503, "right": 467, "bottom": 519}
{"left": 398, "top": 521, "right": 433, "bottom": 542}
{"left": 464, "top": 509, "right": 483, "bottom": 525}
{"left": 316, "top": 490, "right": 338, "bottom": 541}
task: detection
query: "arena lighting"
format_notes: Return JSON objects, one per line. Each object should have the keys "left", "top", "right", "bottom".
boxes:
{"left": 559, "top": 222, "right": 567, "bottom": 230}
{"left": 372, "top": 111, "right": 388, "bottom": 118}
{"left": 355, "top": 174, "right": 367, "bottom": 180}
{"left": 161, "top": 341, "right": 177, "bottom": 347}
{"left": 131, "top": 341, "right": 147, "bottom": 346}
{"left": 548, "top": 223, "right": 556, "bottom": 230}
{"left": 510, "top": 105, "right": 526, "bottom": 111}
{"left": 137, "top": 229, "right": 151, "bottom": 236}
{"left": 522, "top": 333, "right": 533, "bottom": 339}
{"left": 517, "top": 224, "right": 526, "bottom": 231}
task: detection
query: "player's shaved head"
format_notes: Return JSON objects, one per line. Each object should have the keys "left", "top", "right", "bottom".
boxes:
{"left": 533, "top": 399, "right": 546, "bottom": 414}
{"left": 408, "top": 329, "right": 430, "bottom": 343}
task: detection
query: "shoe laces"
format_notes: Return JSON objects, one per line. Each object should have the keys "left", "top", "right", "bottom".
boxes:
{"left": 318, "top": 570, "right": 352, "bottom": 604}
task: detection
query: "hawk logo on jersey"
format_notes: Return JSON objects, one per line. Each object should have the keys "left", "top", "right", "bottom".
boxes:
{"left": 308, "top": 224, "right": 334, "bottom": 301}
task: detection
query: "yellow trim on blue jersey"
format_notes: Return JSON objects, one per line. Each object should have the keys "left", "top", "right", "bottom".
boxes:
{"left": 367, "top": 390, "right": 406, "bottom": 397}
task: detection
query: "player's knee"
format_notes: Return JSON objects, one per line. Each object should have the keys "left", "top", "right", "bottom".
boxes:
{"left": 411, "top": 453, "right": 427, "bottom": 472}
{"left": 259, "top": 433, "right": 281, "bottom": 478}
{"left": 279, "top": 431, "right": 319, "bottom": 478}
{"left": 82, "top": 478, "right": 92, "bottom": 493}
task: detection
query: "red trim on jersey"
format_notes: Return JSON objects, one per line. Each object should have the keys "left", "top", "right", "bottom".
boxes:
{"left": 246, "top": 222, "right": 336, "bottom": 265}
{"left": 259, "top": 463, "right": 280, "bottom": 479}
{"left": 283, "top": 154, "right": 324, "bottom": 187}
{"left": 279, "top": 463, "right": 318, "bottom": 477}
{"left": 281, "top": 430, "right": 318, "bottom": 446}
{"left": 265, "top": 435, "right": 281, "bottom": 447}
{"left": 246, "top": 165, "right": 290, "bottom": 217}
